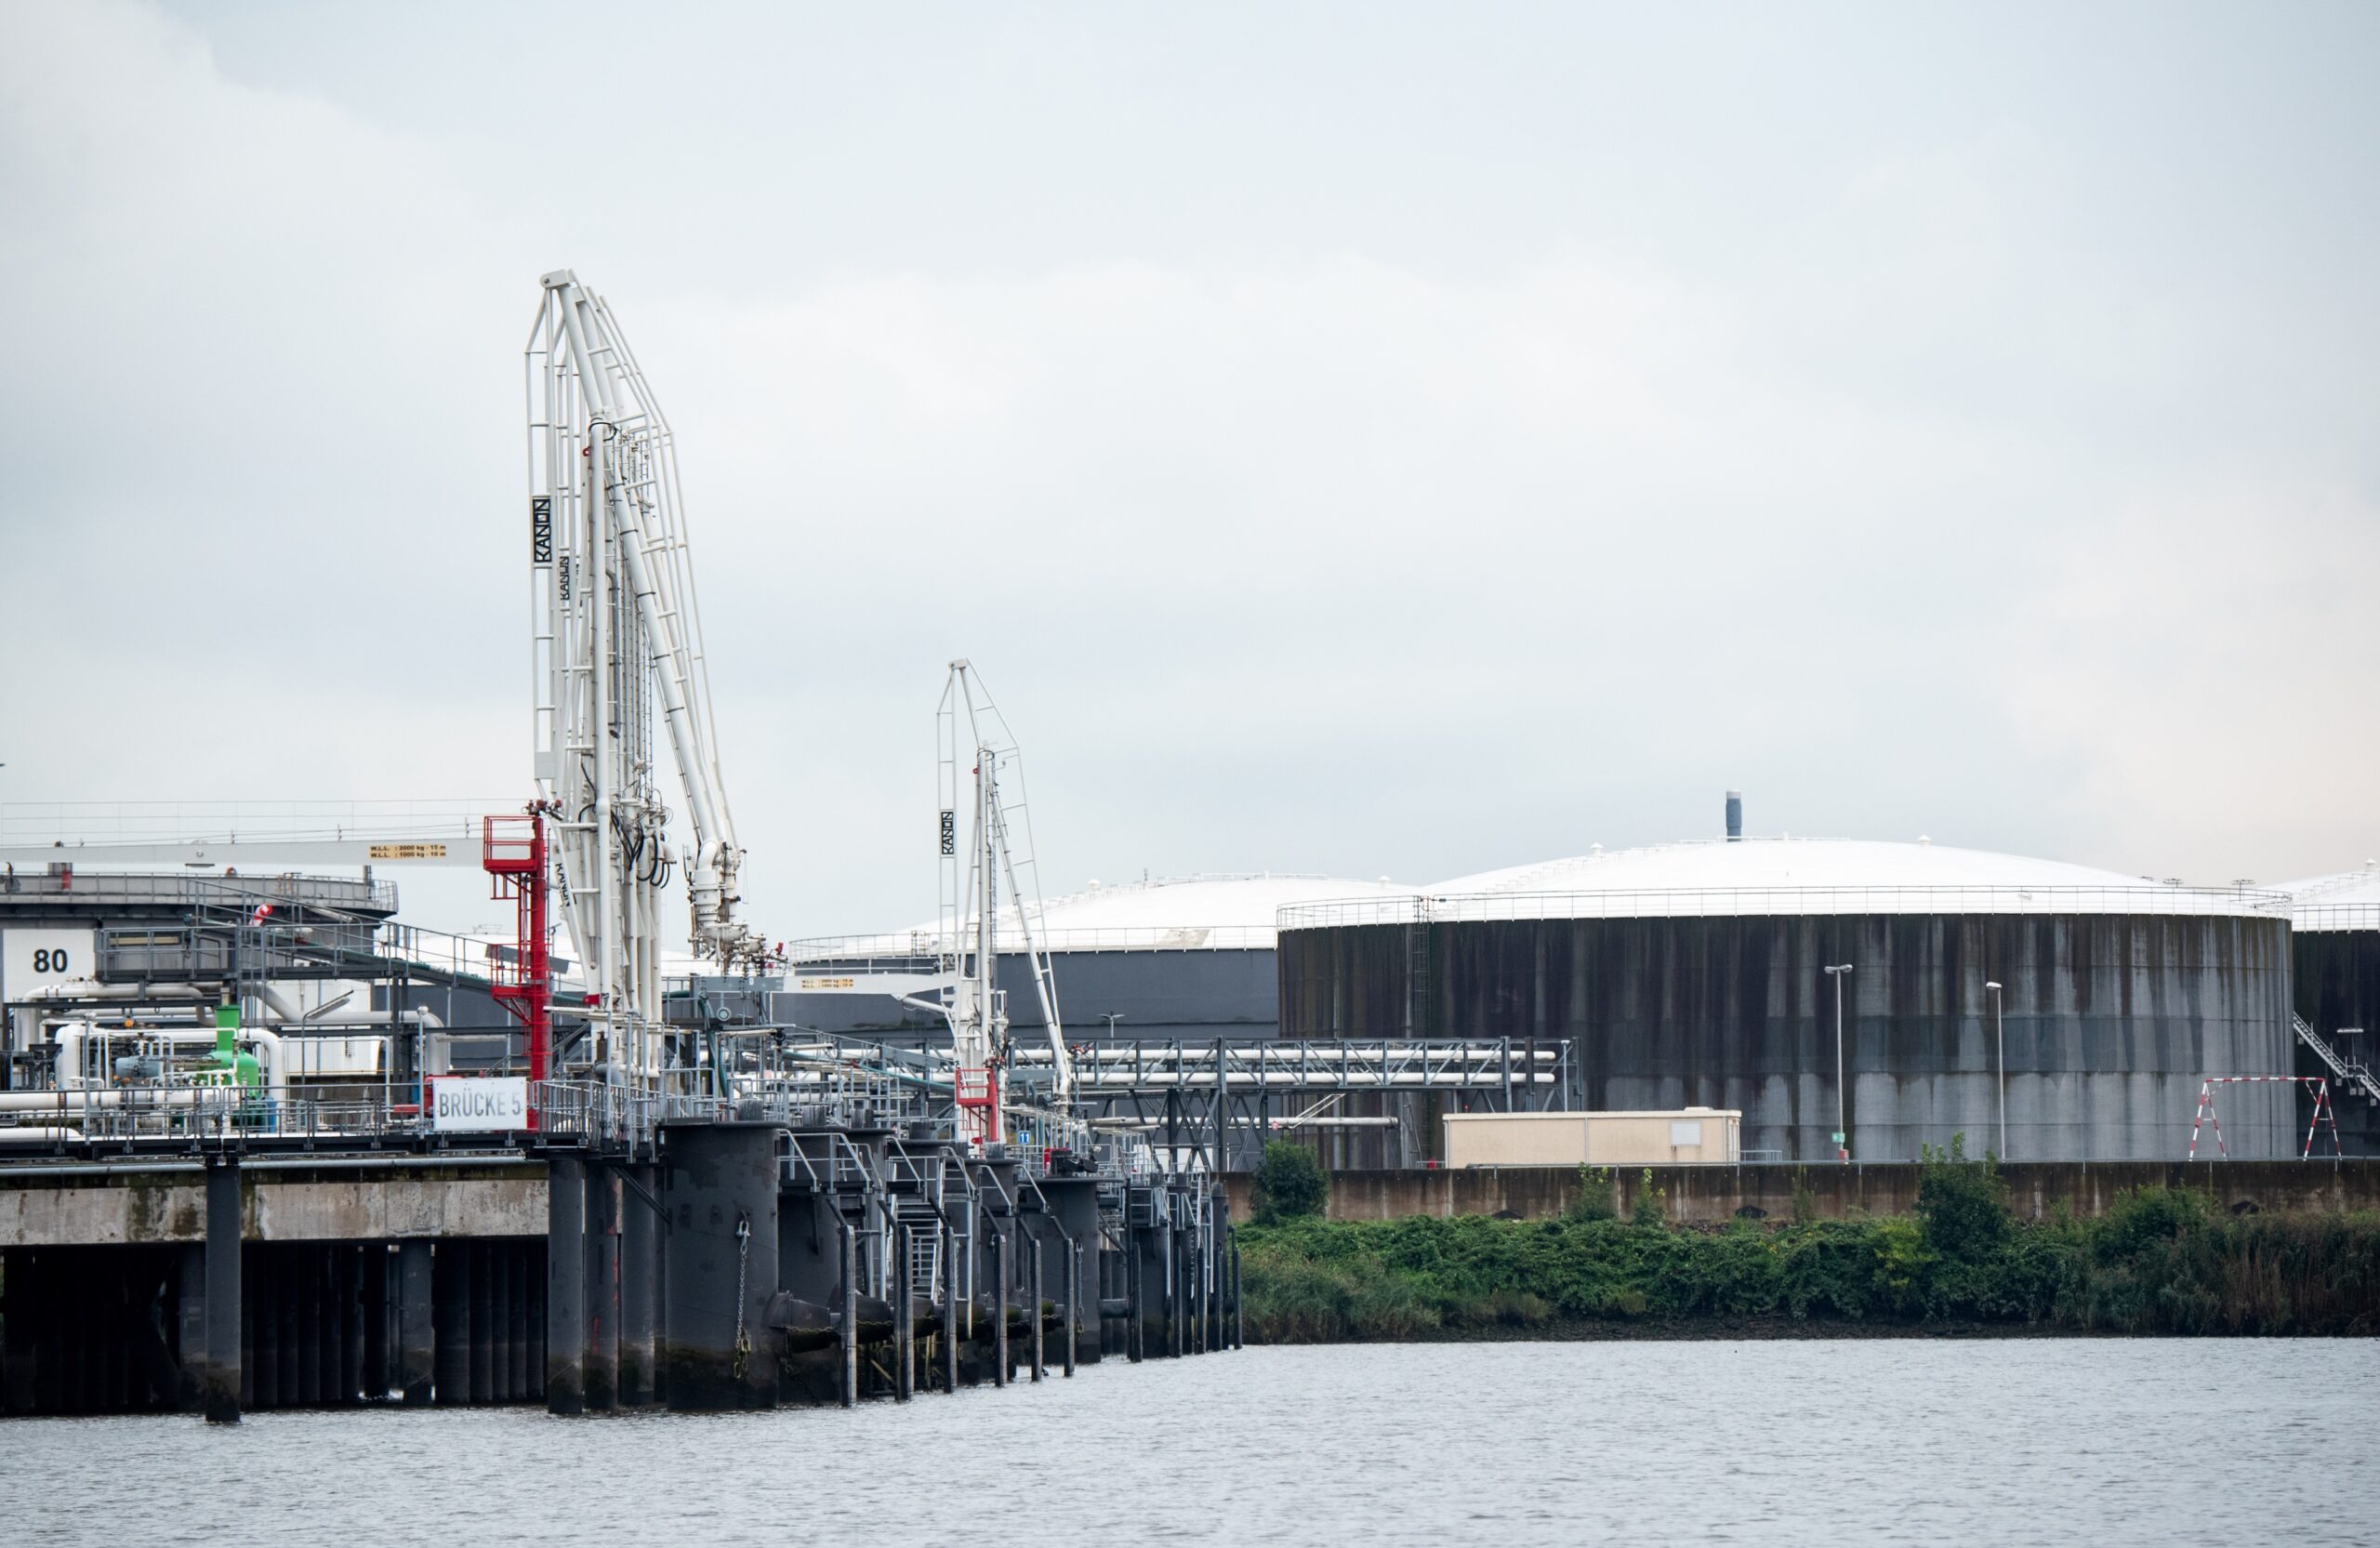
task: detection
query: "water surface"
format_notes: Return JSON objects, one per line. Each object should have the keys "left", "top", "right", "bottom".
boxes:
{"left": 5, "top": 1341, "right": 2366, "bottom": 1545}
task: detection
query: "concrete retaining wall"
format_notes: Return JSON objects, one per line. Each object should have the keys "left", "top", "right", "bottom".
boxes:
{"left": 0, "top": 1166, "right": 548, "bottom": 1247}
{"left": 1225, "top": 1159, "right": 2380, "bottom": 1226}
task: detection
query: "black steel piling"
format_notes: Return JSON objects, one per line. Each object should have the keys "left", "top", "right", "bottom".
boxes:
{"left": 545, "top": 1153, "right": 587, "bottom": 1415}
{"left": 893, "top": 1223, "right": 915, "bottom": 1402}
{"left": 202, "top": 1158, "right": 241, "bottom": 1424}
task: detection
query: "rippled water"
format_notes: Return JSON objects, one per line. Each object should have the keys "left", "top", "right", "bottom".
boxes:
{"left": 4, "top": 1340, "right": 2369, "bottom": 1545}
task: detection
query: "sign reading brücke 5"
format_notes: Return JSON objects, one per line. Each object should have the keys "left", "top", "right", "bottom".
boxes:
{"left": 431, "top": 1076, "right": 529, "bottom": 1132}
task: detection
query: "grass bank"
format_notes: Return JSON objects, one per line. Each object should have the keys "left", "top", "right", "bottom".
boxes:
{"left": 1236, "top": 1163, "right": 2380, "bottom": 1341}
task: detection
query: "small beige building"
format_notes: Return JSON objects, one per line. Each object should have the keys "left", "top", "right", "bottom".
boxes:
{"left": 1442, "top": 1107, "right": 1742, "bottom": 1168}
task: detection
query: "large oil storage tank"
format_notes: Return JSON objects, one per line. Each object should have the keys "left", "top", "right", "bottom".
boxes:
{"left": 781, "top": 874, "right": 1419, "bottom": 1042}
{"left": 2279, "top": 864, "right": 2380, "bottom": 1157}
{"left": 1276, "top": 837, "right": 2296, "bottom": 1162}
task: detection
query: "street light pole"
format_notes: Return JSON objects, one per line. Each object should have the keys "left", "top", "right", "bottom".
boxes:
{"left": 1984, "top": 980, "right": 2006, "bottom": 1160}
{"left": 1824, "top": 963, "right": 1854, "bottom": 1162}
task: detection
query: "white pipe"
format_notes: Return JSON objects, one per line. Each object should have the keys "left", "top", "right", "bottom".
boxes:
{"left": 0, "top": 1127, "right": 82, "bottom": 1144}
{"left": 0, "top": 1089, "right": 220, "bottom": 1112}
{"left": 261, "top": 1010, "right": 443, "bottom": 1031}
{"left": 37, "top": 1025, "right": 288, "bottom": 1097}
{"left": 25, "top": 982, "right": 210, "bottom": 1002}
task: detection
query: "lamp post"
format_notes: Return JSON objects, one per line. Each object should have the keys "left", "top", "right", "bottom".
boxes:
{"left": 1824, "top": 963, "right": 1854, "bottom": 1161}
{"left": 1984, "top": 980, "right": 2006, "bottom": 1160}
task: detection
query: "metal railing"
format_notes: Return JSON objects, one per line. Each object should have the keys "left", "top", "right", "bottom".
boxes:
{"left": 1276, "top": 883, "right": 2294, "bottom": 930}
{"left": 0, "top": 1090, "right": 442, "bottom": 1144}
{"left": 0, "top": 868, "right": 398, "bottom": 915}
{"left": 0, "top": 799, "right": 501, "bottom": 849}
{"left": 2292, "top": 904, "right": 2380, "bottom": 933}
{"left": 1014, "top": 1038, "right": 1567, "bottom": 1093}
{"left": 783, "top": 923, "right": 1285, "bottom": 968}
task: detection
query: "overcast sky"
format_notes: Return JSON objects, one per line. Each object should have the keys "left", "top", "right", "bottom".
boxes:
{"left": 3, "top": 1, "right": 2375, "bottom": 937}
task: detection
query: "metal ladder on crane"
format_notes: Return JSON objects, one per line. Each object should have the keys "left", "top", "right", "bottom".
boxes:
{"left": 2294, "top": 1014, "right": 2380, "bottom": 1105}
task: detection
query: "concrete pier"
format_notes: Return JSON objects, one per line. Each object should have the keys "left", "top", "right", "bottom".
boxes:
{"left": 0, "top": 1129, "right": 1237, "bottom": 1418}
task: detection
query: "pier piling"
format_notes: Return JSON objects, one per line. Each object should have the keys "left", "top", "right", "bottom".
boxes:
{"left": 1029, "top": 1233, "right": 1045, "bottom": 1383}
{"left": 546, "top": 1154, "right": 587, "bottom": 1414}
{"left": 203, "top": 1158, "right": 242, "bottom": 1424}
{"left": 620, "top": 1163, "right": 658, "bottom": 1407}
{"left": 398, "top": 1239, "right": 433, "bottom": 1406}
{"left": 893, "top": 1224, "right": 915, "bottom": 1402}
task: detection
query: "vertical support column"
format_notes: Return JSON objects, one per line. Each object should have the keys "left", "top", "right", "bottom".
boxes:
{"left": 991, "top": 1226, "right": 1009, "bottom": 1387}
{"left": 1168, "top": 1219, "right": 1184, "bottom": 1359}
{"left": 340, "top": 1246, "right": 364, "bottom": 1404}
{"left": 508, "top": 1241, "right": 533, "bottom": 1403}
{"left": 658, "top": 1123, "right": 780, "bottom": 1411}
{"left": 1231, "top": 1232, "right": 1244, "bottom": 1350}
{"left": 1210, "top": 1186, "right": 1227, "bottom": 1352}
{"left": 298, "top": 1247, "right": 324, "bottom": 1407}
{"left": 892, "top": 1224, "right": 915, "bottom": 1403}
{"left": 1062, "top": 1237, "right": 1078, "bottom": 1378}
{"left": 397, "top": 1239, "right": 433, "bottom": 1405}
{"left": 361, "top": 1245, "right": 389, "bottom": 1401}
{"left": 468, "top": 1243, "right": 493, "bottom": 1404}
{"left": 837, "top": 1219, "right": 858, "bottom": 1409}
{"left": 175, "top": 1243, "right": 205, "bottom": 1410}
{"left": 1028, "top": 1232, "right": 1045, "bottom": 1383}
{"left": 546, "top": 1153, "right": 587, "bottom": 1415}
{"left": 1126, "top": 1228, "right": 1144, "bottom": 1364}
{"left": 203, "top": 1158, "right": 242, "bottom": 1424}
{"left": 1037, "top": 1176, "right": 1099, "bottom": 1369}
{"left": 940, "top": 1223, "right": 960, "bottom": 1394}
{"left": 0, "top": 1250, "right": 33, "bottom": 1414}
{"left": 432, "top": 1244, "right": 468, "bottom": 1406}
{"left": 1191, "top": 1217, "right": 1207, "bottom": 1355}
{"left": 487, "top": 1243, "right": 511, "bottom": 1405}
{"left": 620, "top": 1163, "right": 658, "bottom": 1408}
{"left": 586, "top": 1165, "right": 620, "bottom": 1410}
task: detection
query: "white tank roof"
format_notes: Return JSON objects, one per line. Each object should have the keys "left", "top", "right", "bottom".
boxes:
{"left": 2274, "top": 864, "right": 2380, "bottom": 933}
{"left": 1276, "top": 838, "right": 2285, "bottom": 928}
{"left": 790, "top": 873, "right": 1420, "bottom": 961}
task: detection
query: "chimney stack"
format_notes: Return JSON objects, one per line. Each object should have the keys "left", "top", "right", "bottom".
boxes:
{"left": 1725, "top": 790, "right": 1742, "bottom": 841}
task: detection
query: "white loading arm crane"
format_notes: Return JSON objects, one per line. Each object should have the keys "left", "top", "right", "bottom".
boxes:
{"left": 939, "top": 661, "right": 1072, "bottom": 1145}
{"left": 526, "top": 272, "right": 763, "bottom": 1059}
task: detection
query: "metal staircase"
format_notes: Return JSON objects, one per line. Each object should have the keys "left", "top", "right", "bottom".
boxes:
{"left": 2294, "top": 1014, "right": 2380, "bottom": 1105}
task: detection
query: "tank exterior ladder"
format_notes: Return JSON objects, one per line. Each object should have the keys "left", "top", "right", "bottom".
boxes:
{"left": 2295, "top": 1014, "right": 2380, "bottom": 1105}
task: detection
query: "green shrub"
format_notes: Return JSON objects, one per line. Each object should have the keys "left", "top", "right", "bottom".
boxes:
{"left": 1567, "top": 1165, "right": 1618, "bottom": 1223}
{"left": 1915, "top": 1133, "right": 2010, "bottom": 1263}
{"left": 1631, "top": 1168, "right": 1667, "bottom": 1228}
{"left": 1250, "top": 1141, "right": 1329, "bottom": 1224}
{"left": 1231, "top": 1184, "right": 2380, "bottom": 1343}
